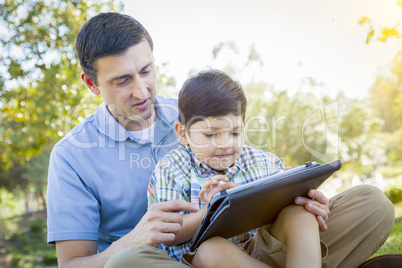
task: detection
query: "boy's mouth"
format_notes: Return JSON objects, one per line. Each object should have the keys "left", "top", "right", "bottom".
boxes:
{"left": 215, "top": 154, "right": 231, "bottom": 159}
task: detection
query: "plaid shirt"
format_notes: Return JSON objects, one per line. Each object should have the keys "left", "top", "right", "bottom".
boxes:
{"left": 148, "top": 144, "right": 284, "bottom": 261}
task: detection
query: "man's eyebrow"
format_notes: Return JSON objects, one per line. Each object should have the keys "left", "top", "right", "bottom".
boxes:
{"left": 140, "top": 61, "right": 153, "bottom": 72}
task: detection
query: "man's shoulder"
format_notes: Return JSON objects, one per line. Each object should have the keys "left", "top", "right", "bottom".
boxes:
{"left": 155, "top": 95, "right": 178, "bottom": 123}
{"left": 53, "top": 111, "right": 99, "bottom": 151}
{"left": 156, "top": 95, "right": 178, "bottom": 105}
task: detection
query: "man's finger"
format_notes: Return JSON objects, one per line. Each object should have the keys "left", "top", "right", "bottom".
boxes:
{"left": 154, "top": 200, "right": 198, "bottom": 213}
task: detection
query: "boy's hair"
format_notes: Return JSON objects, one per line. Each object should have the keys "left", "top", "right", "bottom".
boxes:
{"left": 179, "top": 69, "right": 247, "bottom": 128}
{"left": 75, "top": 12, "right": 153, "bottom": 84}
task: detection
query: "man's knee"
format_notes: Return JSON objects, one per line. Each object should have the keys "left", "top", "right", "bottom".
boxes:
{"left": 105, "top": 245, "right": 185, "bottom": 268}
{"left": 349, "top": 184, "right": 394, "bottom": 219}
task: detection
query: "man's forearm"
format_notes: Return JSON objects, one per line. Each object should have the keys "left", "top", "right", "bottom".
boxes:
{"left": 56, "top": 239, "right": 122, "bottom": 268}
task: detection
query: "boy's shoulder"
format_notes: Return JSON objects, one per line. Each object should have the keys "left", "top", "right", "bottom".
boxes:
{"left": 157, "top": 145, "right": 192, "bottom": 170}
{"left": 239, "top": 145, "right": 281, "bottom": 168}
{"left": 240, "top": 145, "right": 278, "bottom": 159}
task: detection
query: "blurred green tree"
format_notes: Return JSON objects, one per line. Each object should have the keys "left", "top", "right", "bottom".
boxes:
{"left": 0, "top": 1, "right": 179, "bottom": 210}
{"left": 245, "top": 84, "right": 339, "bottom": 167}
{"left": 358, "top": 0, "right": 402, "bottom": 43}
{"left": 358, "top": 2, "right": 402, "bottom": 167}
{"left": 0, "top": 0, "right": 123, "bottom": 209}
{"left": 0, "top": 0, "right": 121, "bottom": 172}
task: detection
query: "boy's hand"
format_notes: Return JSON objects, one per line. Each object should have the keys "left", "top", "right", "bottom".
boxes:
{"left": 199, "top": 175, "right": 238, "bottom": 204}
{"left": 294, "top": 189, "right": 330, "bottom": 232}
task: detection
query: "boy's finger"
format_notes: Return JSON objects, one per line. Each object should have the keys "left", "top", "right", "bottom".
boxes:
{"left": 211, "top": 175, "right": 228, "bottom": 182}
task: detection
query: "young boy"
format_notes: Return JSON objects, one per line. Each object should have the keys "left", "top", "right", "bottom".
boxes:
{"left": 147, "top": 69, "right": 322, "bottom": 267}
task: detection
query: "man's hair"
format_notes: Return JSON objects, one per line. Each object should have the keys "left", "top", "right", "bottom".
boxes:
{"left": 179, "top": 69, "right": 247, "bottom": 128}
{"left": 75, "top": 12, "right": 153, "bottom": 84}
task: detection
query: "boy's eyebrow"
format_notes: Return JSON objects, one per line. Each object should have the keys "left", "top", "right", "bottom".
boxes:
{"left": 204, "top": 126, "right": 243, "bottom": 131}
{"left": 107, "top": 61, "right": 153, "bottom": 83}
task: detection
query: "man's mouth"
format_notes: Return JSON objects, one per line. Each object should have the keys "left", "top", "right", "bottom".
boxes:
{"left": 133, "top": 99, "right": 149, "bottom": 110}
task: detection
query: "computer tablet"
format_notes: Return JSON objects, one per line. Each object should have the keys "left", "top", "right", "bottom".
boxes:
{"left": 189, "top": 160, "right": 342, "bottom": 251}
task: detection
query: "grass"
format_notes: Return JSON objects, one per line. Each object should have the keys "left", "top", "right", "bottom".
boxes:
{"left": 371, "top": 201, "right": 402, "bottom": 258}
{"left": 0, "top": 210, "right": 57, "bottom": 268}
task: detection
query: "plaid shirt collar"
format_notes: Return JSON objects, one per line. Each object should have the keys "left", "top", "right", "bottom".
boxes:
{"left": 183, "top": 144, "right": 247, "bottom": 180}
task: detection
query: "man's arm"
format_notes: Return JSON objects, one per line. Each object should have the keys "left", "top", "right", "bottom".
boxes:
{"left": 56, "top": 200, "right": 198, "bottom": 268}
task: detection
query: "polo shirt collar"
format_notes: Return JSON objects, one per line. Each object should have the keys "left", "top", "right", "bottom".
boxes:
{"left": 95, "top": 96, "right": 177, "bottom": 142}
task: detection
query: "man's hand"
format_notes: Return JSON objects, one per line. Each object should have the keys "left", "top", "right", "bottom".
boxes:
{"left": 123, "top": 200, "right": 199, "bottom": 248}
{"left": 199, "top": 175, "right": 238, "bottom": 204}
{"left": 294, "top": 189, "right": 330, "bottom": 232}
{"left": 56, "top": 200, "right": 198, "bottom": 268}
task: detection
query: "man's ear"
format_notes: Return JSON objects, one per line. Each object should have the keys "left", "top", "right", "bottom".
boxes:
{"left": 175, "top": 122, "right": 189, "bottom": 145}
{"left": 81, "top": 71, "right": 100, "bottom": 95}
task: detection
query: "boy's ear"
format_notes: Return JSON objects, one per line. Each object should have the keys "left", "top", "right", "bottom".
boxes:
{"left": 175, "top": 122, "right": 189, "bottom": 145}
{"left": 81, "top": 71, "right": 100, "bottom": 95}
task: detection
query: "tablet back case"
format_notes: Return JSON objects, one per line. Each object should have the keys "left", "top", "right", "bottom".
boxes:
{"left": 189, "top": 160, "right": 341, "bottom": 251}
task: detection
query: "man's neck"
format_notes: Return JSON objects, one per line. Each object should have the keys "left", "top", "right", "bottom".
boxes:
{"left": 125, "top": 111, "right": 157, "bottom": 131}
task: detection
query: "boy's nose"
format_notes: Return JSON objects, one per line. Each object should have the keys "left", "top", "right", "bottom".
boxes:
{"left": 216, "top": 138, "right": 232, "bottom": 149}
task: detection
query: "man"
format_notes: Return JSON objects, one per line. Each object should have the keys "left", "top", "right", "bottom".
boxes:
{"left": 47, "top": 12, "right": 197, "bottom": 267}
{"left": 47, "top": 12, "right": 395, "bottom": 268}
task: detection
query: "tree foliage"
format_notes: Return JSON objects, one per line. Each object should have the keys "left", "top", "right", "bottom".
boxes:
{"left": 0, "top": 0, "right": 120, "bottom": 172}
{"left": 358, "top": 1, "right": 402, "bottom": 43}
{"left": 358, "top": 2, "right": 402, "bottom": 166}
{"left": 0, "top": 0, "right": 125, "bottom": 204}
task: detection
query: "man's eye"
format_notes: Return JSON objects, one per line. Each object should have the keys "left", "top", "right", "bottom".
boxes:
{"left": 204, "top": 133, "right": 216, "bottom": 137}
{"left": 231, "top": 132, "right": 241, "bottom": 136}
{"left": 141, "top": 69, "right": 151, "bottom": 75}
{"left": 116, "top": 79, "right": 128, "bottom": 85}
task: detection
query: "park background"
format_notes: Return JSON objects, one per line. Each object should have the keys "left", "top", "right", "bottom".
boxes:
{"left": 0, "top": 0, "right": 401, "bottom": 266}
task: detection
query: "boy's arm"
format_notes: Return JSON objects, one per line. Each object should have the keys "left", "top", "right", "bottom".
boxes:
{"left": 163, "top": 207, "right": 207, "bottom": 247}
{"left": 164, "top": 175, "right": 239, "bottom": 246}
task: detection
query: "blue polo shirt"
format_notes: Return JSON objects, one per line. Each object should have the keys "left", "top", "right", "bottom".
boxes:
{"left": 46, "top": 95, "right": 179, "bottom": 252}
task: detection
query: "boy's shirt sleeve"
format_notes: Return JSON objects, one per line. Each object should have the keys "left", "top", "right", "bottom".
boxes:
{"left": 147, "top": 159, "right": 190, "bottom": 208}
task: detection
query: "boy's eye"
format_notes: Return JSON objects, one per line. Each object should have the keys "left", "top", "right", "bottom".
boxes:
{"left": 204, "top": 133, "right": 217, "bottom": 137}
{"left": 231, "top": 132, "right": 241, "bottom": 136}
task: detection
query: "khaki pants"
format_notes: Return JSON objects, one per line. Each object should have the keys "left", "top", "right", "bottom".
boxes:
{"left": 321, "top": 184, "right": 395, "bottom": 268}
{"left": 105, "top": 184, "right": 395, "bottom": 268}
{"left": 104, "top": 245, "right": 188, "bottom": 268}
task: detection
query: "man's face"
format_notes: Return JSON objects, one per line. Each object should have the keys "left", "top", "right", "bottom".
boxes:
{"left": 92, "top": 39, "right": 157, "bottom": 131}
{"left": 184, "top": 114, "right": 245, "bottom": 171}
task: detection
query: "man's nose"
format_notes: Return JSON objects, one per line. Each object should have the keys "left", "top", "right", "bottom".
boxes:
{"left": 131, "top": 77, "right": 147, "bottom": 99}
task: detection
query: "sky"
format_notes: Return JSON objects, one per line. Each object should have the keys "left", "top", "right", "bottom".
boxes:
{"left": 122, "top": 0, "right": 402, "bottom": 99}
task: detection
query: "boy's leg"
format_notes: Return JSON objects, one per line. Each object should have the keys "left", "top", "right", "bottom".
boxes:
{"left": 245, "top": 204, "right": 322, "bottom": 268}
{"left": 104, "top": 245, "right": 188, "bottom": 268}
{"left": 321, "top": 184, "right": 395, "bottom": 268}
{"left": 269, "top": 204, "right": 321, "bottom": 268}
{"left": 191, "top": 236, "right": 270, "bottom": 268}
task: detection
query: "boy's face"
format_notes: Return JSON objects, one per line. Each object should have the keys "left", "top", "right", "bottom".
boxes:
{"left": 178, "top": 114, "right": 245, "bottom": 171}
{"left": 82, "top": 39, "right": 157, "bottom": 131}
